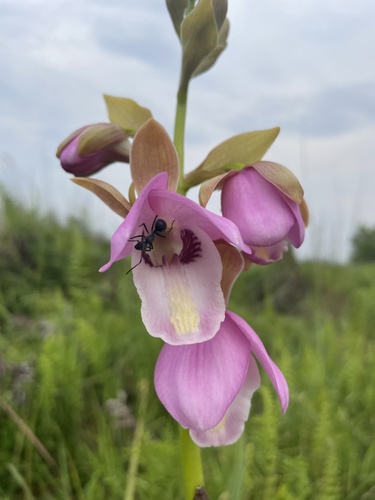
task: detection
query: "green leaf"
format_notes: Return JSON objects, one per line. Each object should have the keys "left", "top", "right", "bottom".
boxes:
{"left": 103, "top": 95, "right": 152, "bottom": 136}
{"left": 179, "top": 0, "right": 218, "bottom": 90}
{"left": 196, "top": 127, "right": 280, "bottom": 171}
{"left": 166, "top": 0, "right": 189, "bottom": 37}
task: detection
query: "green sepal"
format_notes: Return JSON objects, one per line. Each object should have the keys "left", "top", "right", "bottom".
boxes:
{"left": 103, "top": 95, "right": 152, "bottom": 136}
{"left": 193, "top": 18, "right": 229, "bottom": 77}
{"left": 77, "top": 123, "right": 128, "bottom": 155}
{"left": 196, "top": 127, "right": 280, "bottom": 171}
{"left": 184, "top": 167, "right": 226, "bottom": 189}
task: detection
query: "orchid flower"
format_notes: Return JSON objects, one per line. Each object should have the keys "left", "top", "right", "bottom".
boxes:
{"left": 221, "top": 164, "right": 305, "bottom": 263}
{"left": 100, "top": 172, "right": 251, "bottom": 346}
{"left": 199, "top": 161, "right": 306, "bottom": 264}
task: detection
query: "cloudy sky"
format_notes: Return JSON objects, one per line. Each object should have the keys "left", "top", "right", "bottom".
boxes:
{"left": 1, "top": 0, "right": 374, "bottom": 261}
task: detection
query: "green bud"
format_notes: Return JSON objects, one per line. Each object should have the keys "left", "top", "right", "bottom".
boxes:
{"left": 179, "top": 0, "right": 218, "bottom": 91}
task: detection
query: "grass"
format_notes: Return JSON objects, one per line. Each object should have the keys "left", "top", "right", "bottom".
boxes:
{"left": 1, "top": 190, "right": 375, "bottom": 499}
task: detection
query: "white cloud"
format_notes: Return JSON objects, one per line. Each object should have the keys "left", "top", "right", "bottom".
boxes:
{"left": 0, "top": 0, "right": 374, "bottom": 262}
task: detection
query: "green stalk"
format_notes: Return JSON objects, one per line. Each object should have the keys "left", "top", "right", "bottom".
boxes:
{"left": 174, "top": 88, "right": 188, "bottom": 195}
{"left": 180, "top": 427, "right": 205, "bottom": 500}
{"left": 173, "top": 80, "right": 205, "bottom": 499}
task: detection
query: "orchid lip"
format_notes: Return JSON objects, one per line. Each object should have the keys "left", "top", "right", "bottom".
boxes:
{"left": 133, "top": 223, "right": 225, "bottom": 345}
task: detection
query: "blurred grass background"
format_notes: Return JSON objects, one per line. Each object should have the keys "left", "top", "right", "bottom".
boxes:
{"left": 1, "top": 189, "right": 375, "bottom": 499}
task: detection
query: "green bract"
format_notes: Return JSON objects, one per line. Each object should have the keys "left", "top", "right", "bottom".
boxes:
{"left": 103, "top": 95, "right": 152, "bottom": 136}
{"left": 197, "top": 127, "right": 280, "bottom": 171}
{"left": 184, "top": 127, "right": 280, "bottom": 189}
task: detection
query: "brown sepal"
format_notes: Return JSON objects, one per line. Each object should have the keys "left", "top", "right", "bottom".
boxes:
{"left": 215, "top": 239, "right": 244, "bottom": 305}
{"left": 130, "top": 119, "right": 179, "bottom": 194}
{"left": 71, "top": 178, "right": 131, "bottom": 218}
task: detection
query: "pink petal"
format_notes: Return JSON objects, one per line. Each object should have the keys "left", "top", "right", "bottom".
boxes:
{"left": 99, "top": 173, "right": 168, "bottom": 272}
{"left": 248, "top": 240, "right": 289, "bottom": 265}
{"left": 221, "top": 168, "right": 296, "bottom": 247}
{"left": 148, "top": 189, "right": 252, "bottom": 254}
{"left": 281, "top": 193, "right": 305, "bottom": 248}
{"left": 190, "top": 357, "right": 260, "bottom": 447}
{"left": 154, "top": 314, "right": 251, "bottom": 430}
{"left": 133, "top": 226, "right": 225, "bottom": 345}
{"left": 226, "top": 310, "right": 289, "bottom": 412}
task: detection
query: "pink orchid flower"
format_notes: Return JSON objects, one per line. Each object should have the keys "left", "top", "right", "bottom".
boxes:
{"left": 155, "top": 310, "right": 289, "bottom": 447}
{"left": 221, "top": 165, "right": 305, "bottom": 264}
{"left": 100, "top": 172, "right": 251, "bottom": 346}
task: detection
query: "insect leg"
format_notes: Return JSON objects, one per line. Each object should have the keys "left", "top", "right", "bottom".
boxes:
{"left": 128, "top": 234, "right": 144, "bottom": 241}
{"left": 126, "top": 251, "right": 144, "bottom": 275}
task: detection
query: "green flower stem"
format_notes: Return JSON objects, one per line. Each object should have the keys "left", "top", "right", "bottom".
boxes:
{"left": 180, "top": 427, "right": 205, "bottom": 499}
{"left": 174, "top": 88, "right": 188, "bottom": 195}
{"left": 173, "top": 80, "right": 205, "bottom": 499}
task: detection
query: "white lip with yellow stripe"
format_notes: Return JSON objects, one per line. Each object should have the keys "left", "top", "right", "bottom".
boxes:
{"left": 132, "top": 224, "right": 225, "bottom": 346}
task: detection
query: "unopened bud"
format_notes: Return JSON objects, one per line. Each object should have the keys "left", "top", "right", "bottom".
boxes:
{"left": 56, "top": 123, "right": 130, "bottom": 176}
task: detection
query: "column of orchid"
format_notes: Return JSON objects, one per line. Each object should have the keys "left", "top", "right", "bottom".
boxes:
{"left": 56, "top": 1, "right": 308, "bottom": 498}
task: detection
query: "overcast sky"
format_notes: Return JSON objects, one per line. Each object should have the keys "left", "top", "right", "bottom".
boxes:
{"left": 1, "top": 0, "right": 374, "bottom": 261}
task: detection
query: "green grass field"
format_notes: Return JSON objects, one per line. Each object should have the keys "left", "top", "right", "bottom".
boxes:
{"left": 1, "top": 191, "right": 375, "bottom": 499}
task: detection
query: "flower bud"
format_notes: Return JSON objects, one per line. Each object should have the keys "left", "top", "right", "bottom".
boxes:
{"left": 221, "top": 165, "right": 305, "bottom": 263}
{"left": 56, "top": 123, "right": 130, "bottom": 176}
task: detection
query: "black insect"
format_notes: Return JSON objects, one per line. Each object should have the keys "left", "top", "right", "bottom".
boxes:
{"left": 127, "top": 215, "right": 175, "bottom": 274}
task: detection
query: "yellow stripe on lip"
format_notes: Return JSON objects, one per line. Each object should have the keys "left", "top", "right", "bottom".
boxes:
{"left": 168, "top": 279, "right": 200, "bottom": 336}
